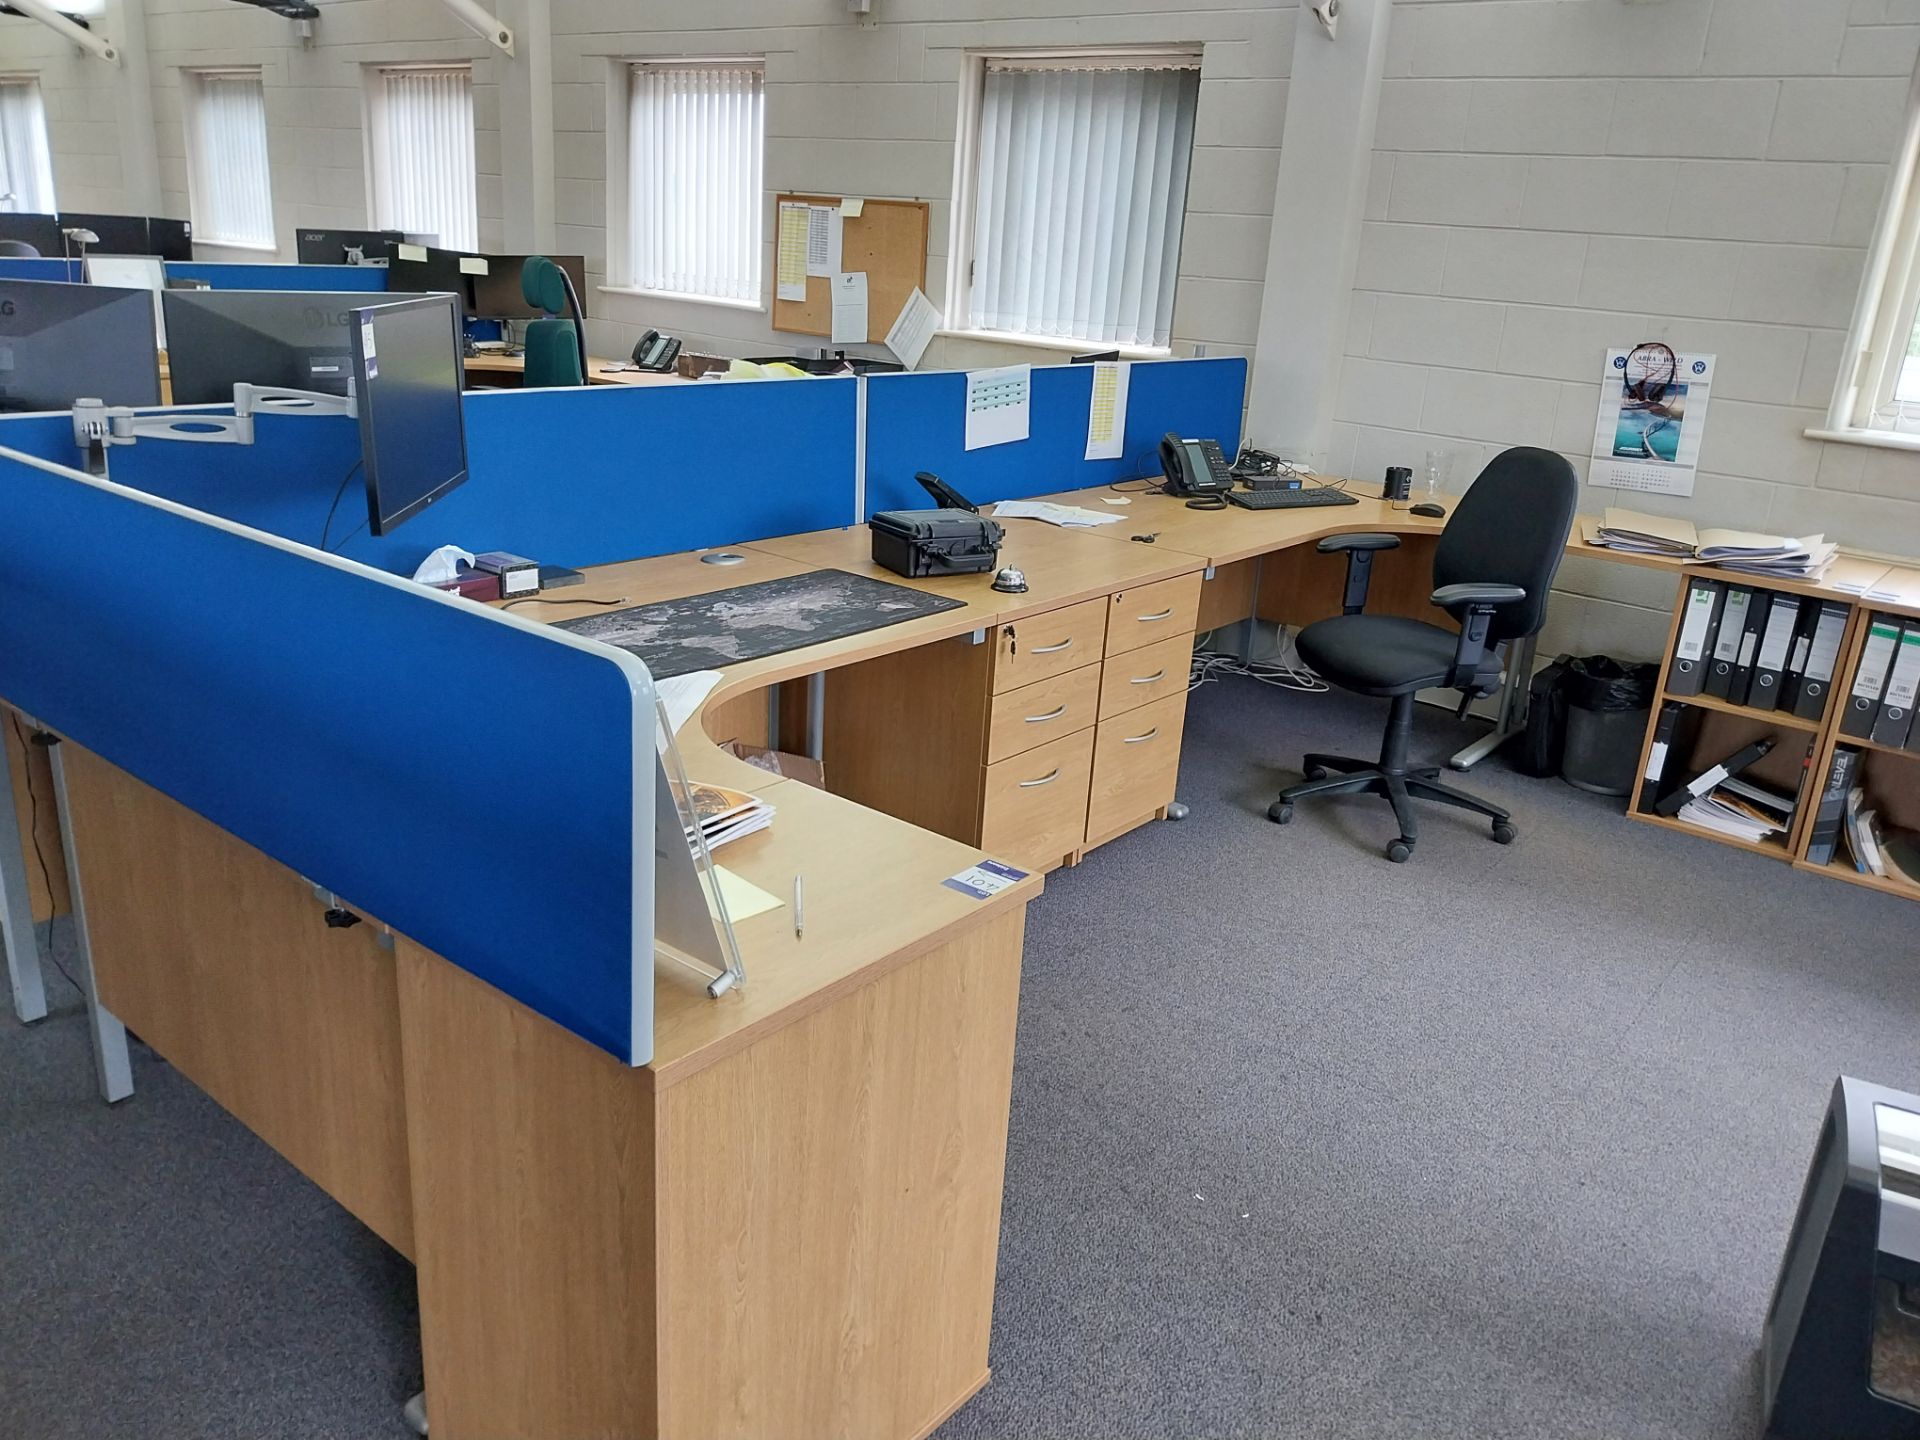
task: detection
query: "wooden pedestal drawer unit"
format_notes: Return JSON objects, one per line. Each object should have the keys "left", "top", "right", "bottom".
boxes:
{"left": 1085, "top": 691, "right": 1188, "bottom": 849}
{"left": 980, "top": 728, "right": 1096, "bottom": 872}
{"left": 1099, "top": 632, "right": 1191, "bottom": 719}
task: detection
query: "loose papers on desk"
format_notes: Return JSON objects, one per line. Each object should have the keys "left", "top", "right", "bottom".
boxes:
{"left": 656, "top": 670, "right": 722, "bottom": 736}
{"left": 1587, "top": 509, "right": 1838, "bottom": 580}
{"left": 964, "top": 364, "right": 1031, "bottom": 450}
{"left": 992, "top": 500, "right": 1123, "bottom": 528}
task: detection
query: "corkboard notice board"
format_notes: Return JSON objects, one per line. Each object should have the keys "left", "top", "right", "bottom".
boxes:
{"left": 771, "top": 193, "right": 930, "bottom": 343}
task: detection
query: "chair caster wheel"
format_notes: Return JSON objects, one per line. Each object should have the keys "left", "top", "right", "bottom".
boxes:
{"left": 1491, "top": 821, "right": 1517, "bottom": 845}
{"left": 1268, "top": 801, "right": 1293, "bottom": 825}
{"left": 1303, "top": 765, "right": 1328, "bottom": 782}
{"left": 1385, "top": 839, "right": 1413, "bottom": 863}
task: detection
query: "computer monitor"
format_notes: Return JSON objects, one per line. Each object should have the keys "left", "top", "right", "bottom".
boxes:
{"left": 349, "top": 294, "right": 469, "bottom": 536}
{"left": 295, "top": 228, "right": 406, "bottom": 267}
{"left": 0, "top": 211, "right": 62, "bottom": 256}
{"left": 163, "top": 288, "right": 430, "bottom": 404}
{"left": 0, "top": 279, "right": 160, "bottom": 412}
{"left": 147, "top": 217, "right": 194, "bottom": 262}
{"left": 59, "top": 213, "right": 153, "bottom": 255}
{"left": 84, "top": 254, "right": 168, "bottom": 347}
{"left": 469, "top": 254, "right": 587, "bottom": 320}
{"left": 385, "top": 247, "right": 475, "bottom": 319}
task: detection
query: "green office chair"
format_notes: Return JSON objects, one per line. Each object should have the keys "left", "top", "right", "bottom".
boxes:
{"left": 519, "top": 255, "right": 588, "bottom": 387}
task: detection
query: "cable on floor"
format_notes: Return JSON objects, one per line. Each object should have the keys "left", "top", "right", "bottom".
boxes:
{"left": 1189, "top": 625, "right": 1329, "bottom": 695}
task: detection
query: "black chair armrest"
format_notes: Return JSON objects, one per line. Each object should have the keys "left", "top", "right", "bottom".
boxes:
{"left": 1431, "top": 582, "right": 1526, "bottom": 610}
{"left": 1318, "top": 533, "right": 1402, "bottom": 614}
{"left": 1430, "top": 583, "right": 1527, "bottom": 695}
{"left": 1315, "top": 533, "right": 1401, "bottom": 554}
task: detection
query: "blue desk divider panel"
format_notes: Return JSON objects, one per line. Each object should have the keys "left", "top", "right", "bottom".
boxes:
{"left": 862, "top": 356, "right": 1247, "bottom": 517}
{"left": 0, "top": 258, "right": 83, "bottom": 283}
{"left": 165, "top": 262, "right": 390, "bottom": 292}
{"left": 34, "top": 378, "right": 860, "bottom": 577}
{"left": 0, "top": 446, "right": 657, "bottom": 1065}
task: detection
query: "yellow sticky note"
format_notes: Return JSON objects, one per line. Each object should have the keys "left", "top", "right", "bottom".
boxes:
{"left": 458, "top": 256, "right": 489, "bottom": 275}
{"left": 841, "top": 197, "right": 865, "bottom": 219}
{"left": 705, "top": 865, "right": 783, "bottom": 922}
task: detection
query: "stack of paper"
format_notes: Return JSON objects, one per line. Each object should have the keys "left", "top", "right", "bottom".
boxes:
{"left": 1594, "top": 508, "right": 1697, "bottom": 557}
{"left": 1678, "top": 780, "right": 1793, "bottom": 844}
{"left": 677, "top": 782, "right": 776, "bottom": 852}
{"left": 1703, "top": 532, "right": 1837, "bottom": 580}
{"left": 991, "top": 500, "right": 1123, "bottom": 528}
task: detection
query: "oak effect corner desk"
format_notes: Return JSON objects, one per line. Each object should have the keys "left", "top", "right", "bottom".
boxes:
{"left": 15, "top": 476, "right": 1911, "bottom": 1440}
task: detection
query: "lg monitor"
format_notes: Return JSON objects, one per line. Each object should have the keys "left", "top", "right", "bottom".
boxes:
{"left": 148, "top": 217, "right": 194, "bottom": 262}
{"left": 295, "top": 228, "right": 406, "bottom": 267}
{"left": 0, "top": 212, "right": 62, "bottom": 257}
{"left": 349, "top": 294, "right": 469, "bottom": 536}
{"left": 469, "top": 253, "right": 587, "bottom": 321}
{"left": 163, "top": 288, "right": 431, "bottom": 404}
{"left": 59, "top": 212, "right": 152, "bottom": 255}
{"left": 0, "top": 279, "right": 161, "bottom": 412}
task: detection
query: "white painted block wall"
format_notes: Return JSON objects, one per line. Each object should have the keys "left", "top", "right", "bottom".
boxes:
{"left": 1333, "top": 0, "right": 1920, "bottom": 662}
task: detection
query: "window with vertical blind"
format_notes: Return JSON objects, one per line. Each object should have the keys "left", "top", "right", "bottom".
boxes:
{"left": 0, "top": 76, "right": 55, "bottom": 215}
{"left": 185, "top": 70, "right": 274, "bottom": 248}
{"left": 957, "top": 53, "right": 1200, "bottom": 350}
{"left": 625, "top": 60, "right": 764, "bottom": 304}
{"left": 366, "top": 65, "right": 478, "bottom": 252}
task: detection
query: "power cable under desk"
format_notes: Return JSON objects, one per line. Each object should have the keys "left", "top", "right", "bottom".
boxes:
{"left": 8, "top": 712, "right": 84, "bottom": 998}
{"left": 1190, "top": 625, "right": 1328, "bottom": 695}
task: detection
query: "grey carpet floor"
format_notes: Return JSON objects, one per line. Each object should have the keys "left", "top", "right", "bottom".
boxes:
{"left": 2, "top": 675, "right": 1916, "bottom": 1439}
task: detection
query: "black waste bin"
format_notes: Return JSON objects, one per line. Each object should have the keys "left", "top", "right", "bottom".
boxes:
{"left": 1558, "top": 656, "right": 1658, "bottom": 796}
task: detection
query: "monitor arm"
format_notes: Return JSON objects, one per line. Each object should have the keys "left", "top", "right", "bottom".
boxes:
{"left": 73, "top": 383, "right": 356, "bottom": 464}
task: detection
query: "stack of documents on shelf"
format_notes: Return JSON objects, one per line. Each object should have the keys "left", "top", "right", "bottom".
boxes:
{"left": 991, "top": 500, "right": 1123, "bottom": 528}
{"left": 1586, "top": 510, "right": 1838, "bottom": 580}
{"left": 1701, "top": 533, "right": 1837, "bottom": 581}
{"left": 1593, "top": 508, "right": 1698, "bottom": 557}
{"left": 1677, "top": 775, "right": 1796, "bottom": 844}
{"left": 677, "top": 782, "right": 776, "bottom": 852}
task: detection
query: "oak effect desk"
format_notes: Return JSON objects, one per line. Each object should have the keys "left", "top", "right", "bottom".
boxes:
{"left": 461, "top": 352, "right": 691, "bottom": 389}
{"left": 21, "top": 478, "right": 1919, "bottom": 1440}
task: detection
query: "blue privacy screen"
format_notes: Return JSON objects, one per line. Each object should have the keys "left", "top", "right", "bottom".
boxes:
{"left": 862, "top": 357, "right": 1247, "bottom": 516}
{"left": 0, "top": 447, "right": 656, "bottom": 1063}
{"left": 165, "top": 262, "right": 392, "bottom": 292}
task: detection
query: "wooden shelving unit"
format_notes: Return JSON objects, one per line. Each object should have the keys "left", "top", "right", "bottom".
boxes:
{"left": 1629, "top": 564, "right": 1920, "bottom": 902}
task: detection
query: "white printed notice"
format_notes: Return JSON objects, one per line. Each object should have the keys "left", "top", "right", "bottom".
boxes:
{"left": 830, "top": 271, "right": 868, "bottom": 344}
{"left": 964, "top": 364, "right": 1031, "bottom": 451}
{"left": 1083, "top": 360, "right": 1131, "bottom": 461}
{"left": 1589, "top": 347, "right": 1716, "bottom": 498}
{"left": 884, "top": 287, "right": 941, "bottom": 370}
{"left": 775, "top": 202, "right": 809, "bottom": 301}
{"left": 806, "top": 205, "right": 841, "bottom": 277}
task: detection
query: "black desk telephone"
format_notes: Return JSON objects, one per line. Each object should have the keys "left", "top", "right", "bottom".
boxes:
{"left": 1159, "top": 432, "right": 1234, "bottom": 505}
{"left": 630, "top": 329, "right": 682, "bottom": 372}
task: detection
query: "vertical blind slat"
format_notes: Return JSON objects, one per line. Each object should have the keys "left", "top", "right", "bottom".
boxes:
{"left": 627, "top": 63, "right": 762, "bottom": 302}
{"left": 969, "top": 63, "right": 1197, "bottom": 349}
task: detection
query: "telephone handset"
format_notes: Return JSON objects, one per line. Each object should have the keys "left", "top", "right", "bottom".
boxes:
{"left": 630, "top": 329, "right": 682, "bottom": 372}
{"left": 1158, "top": 432, "right": 1234, "bottom": 502}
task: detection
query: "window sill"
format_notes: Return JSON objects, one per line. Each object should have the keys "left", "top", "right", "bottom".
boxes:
{"left": 192, "top": 238, "right": 279, "bottom": 254}
{"left": 1804, "top": 426, "right": 1920, "bottom": 453}
{"left": 938, "top": 327, "right": 1174, "bottom": 360}
{"left": 597, "top": 284, "right": 766, "bottom": 314}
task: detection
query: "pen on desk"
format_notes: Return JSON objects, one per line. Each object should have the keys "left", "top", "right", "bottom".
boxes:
{"left": 794, "top": 874, "right": 804, "bottom": 939}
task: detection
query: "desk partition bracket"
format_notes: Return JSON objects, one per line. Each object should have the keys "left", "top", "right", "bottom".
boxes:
{"left": 42, "top": 735, "right": 133, "bottom": 1103}
{"left": 72, "top": 384, "right": 356, "bottom": 466}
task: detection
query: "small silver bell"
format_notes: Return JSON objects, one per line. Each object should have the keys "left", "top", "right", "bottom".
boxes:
{"left": 991, "top": 565, "right": 1029, "bottom": 594}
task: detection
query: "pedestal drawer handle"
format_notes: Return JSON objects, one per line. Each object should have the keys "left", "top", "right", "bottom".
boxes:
{"left": 1136, "top": 607, "right": 1175, "bottom": 622}
{"left": 1129, "top": 669, "right": 1167, "bottom": 685}
{"left": 1122, "top": 727, "right": 1160, "bottom": 745}
{"left": 1018, "top": 768, "right": 1062, "bottom": 788}
{"left": 1032, "top": 638, "right": 1075, "bottom": 654}
{"left": 1024, "top": 704, "right": 1068, "bottom": 723}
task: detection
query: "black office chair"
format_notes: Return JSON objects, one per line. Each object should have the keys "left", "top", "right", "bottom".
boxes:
{"left": 1268, "top": 446, "right": 1578, "bottom": 862}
